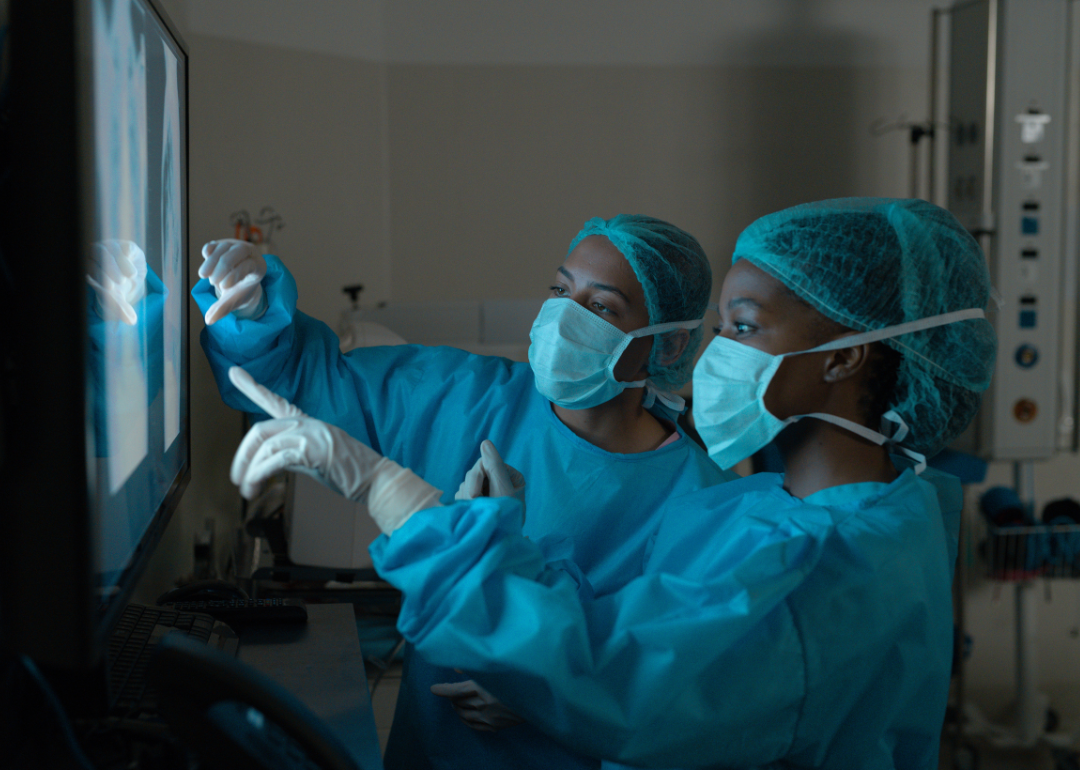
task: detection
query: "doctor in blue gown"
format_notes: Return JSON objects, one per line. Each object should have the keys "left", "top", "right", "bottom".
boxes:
{"left": 194, "top": 215, "right": 735, "bottom": 770}
{"left": 229, "top": 198, "right": 997, "bottom": 769}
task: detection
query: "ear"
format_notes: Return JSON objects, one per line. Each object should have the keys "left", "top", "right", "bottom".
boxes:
{"left": 656, "top": 329, "right": 691, "bottom": 367}
{"left": 822, "top": 343, "right": 872, "bottom": 384}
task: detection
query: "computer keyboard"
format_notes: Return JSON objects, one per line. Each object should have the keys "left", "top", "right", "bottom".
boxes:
{"left": 163, "top": 597, "right": 309, "bottom": 625}
{"left": 108, "top": 602, "right": 239, "bottom": 716}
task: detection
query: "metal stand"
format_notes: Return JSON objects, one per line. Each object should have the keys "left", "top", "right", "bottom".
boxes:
{"left": 959, "top": 461, "right": 1080, "bottom": 766}
{"left": 1013, "top": 461, "right": 1045, "bottom": 747}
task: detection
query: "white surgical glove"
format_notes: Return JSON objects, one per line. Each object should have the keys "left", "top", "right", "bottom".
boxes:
{"left": 86, "top": 239, "right": 148, "bottom": 325}
{"left": 454, "top": 440, "right": 526, "bottom": 521}
{"left": 228, "top": 366, "right": 442, "bottom": 534}
{"left": 430, "top": 680, "right": 525, "bottom": 732}
{"left": 199, "top": 239, "right": 267, "bottom": 325}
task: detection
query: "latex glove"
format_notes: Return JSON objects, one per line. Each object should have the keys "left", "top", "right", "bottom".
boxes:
{"left": 430, "top": 680, "right": 525, "bottom": 732}
{"left": 454, "top": 440, "right": 526, "bottom": 512}
{"left": 199, "top": 239, "right": 267, "bottom": 325}
{"left": 228, "top": 367, "right": 442, "bottom": 534}
{"left": 86, "top": 239, "right": 148, "bottom": 325}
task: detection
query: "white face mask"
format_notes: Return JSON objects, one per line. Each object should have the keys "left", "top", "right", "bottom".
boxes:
{"left": 529, "top": 298, "right": 702, "bottom": 411}
{"left": 691, "top": 308, "right": 986, "bottom": 472}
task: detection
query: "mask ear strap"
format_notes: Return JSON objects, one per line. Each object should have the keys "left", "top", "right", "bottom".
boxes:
{"left": 800, "top": 412, "right": 890, "bottom": 447}
{"left": 881, "top": 410, "right": 909, "bottom": 443}
{"left": 645, "top": 384, "right": 686, "bottom": 413}
{"left": 806, "top": 307, "right": 986, "bottom": 353}
{"left": 881, "top": 410, "right": 927, "bottom": 474}
{"left": 896, "top": 447, "right": 928, "bottom": 475}
{"left": 619, "top": 320, "right": 701, "bottom": 411}
{"left": 642, "top": 389, "right": 657, "bottom": 409}
{"left": 799, "top": 410, "right": 929, "bottom": 474}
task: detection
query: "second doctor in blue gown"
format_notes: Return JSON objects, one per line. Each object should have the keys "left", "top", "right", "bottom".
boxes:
{"left": 229, "top": 198, "right": 998, "bottom": 768}
{"left": 193, "top": 215, "right": 734, "bottom": 770}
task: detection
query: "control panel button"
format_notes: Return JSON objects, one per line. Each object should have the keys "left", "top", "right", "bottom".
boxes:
{"left": 1015, "top": 344, "right": 1039, "bottom": 368}
{"left": 1013, "top": 398, "right": 1038, "bottom": 423}
{"left": 1016, "top": 112, "right": 1050, "bottom": 144}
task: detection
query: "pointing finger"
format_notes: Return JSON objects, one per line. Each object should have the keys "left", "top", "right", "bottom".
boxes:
{"left": 203, "top": 272, "right": 261, "bottom": 325}
{"left": 228, "top": 366, "right": 305, "bottom": 420}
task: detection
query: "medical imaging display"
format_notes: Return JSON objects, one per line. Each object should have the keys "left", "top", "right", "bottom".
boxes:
{"left": 87, "top": 0, "right": 187, "bottom": 595}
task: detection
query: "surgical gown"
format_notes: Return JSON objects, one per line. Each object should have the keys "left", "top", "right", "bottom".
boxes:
{"left": 193, "top": 255, "right": 733, "bottom": 770}
{"left": 371, "top": 466, "right": 962, "bottom": 769}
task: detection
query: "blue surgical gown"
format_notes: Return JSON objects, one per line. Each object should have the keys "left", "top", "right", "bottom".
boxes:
{"left": 192, "top": 255, "right": 733, "bottom": 770}
{"left": 371, "top": 466, "right": 962, "bottom": 769}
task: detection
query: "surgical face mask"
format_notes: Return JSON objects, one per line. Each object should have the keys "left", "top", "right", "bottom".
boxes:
{"left": 691, "top": 308, "right": 986, "bottom": 472}
{"left": 529, "top": 298, "right": 702, "bottom": 411}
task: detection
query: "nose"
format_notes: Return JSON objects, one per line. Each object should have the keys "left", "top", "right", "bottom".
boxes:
{"left": 716, "top": 321, "right": 737, "bottom": 341}
{"left": 566, "top": 290, "right": 592, "bottom": 311}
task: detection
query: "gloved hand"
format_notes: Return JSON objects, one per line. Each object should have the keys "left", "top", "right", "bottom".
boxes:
{"left": 430, "top": 680, "right": 525, "bottom": 732}
{"left": 455, "top": 440, "right": 526, "bottom": 510}
{"left": 86, "top": 239, "right": 148, "bottom": 325}
{"left": 228, "top": 366, "right": 442, "bottom": 534}
{"left": 199, "top": 239, "right": 267, "bottom": 325}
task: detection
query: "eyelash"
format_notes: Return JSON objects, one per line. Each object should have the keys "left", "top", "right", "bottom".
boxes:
{"left": 550, "top": 286, "right": 612, "bottom": 315}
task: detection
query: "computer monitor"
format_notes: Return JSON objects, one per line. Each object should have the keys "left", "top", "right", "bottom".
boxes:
{"left": 0, "top": 0, "right": 189, "bottom": 710}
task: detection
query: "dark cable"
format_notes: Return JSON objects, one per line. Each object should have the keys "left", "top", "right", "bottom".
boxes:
{"left": 11, "top": 656, "right": 97, "bottom": 770}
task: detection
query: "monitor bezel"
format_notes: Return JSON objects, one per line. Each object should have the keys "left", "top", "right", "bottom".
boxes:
{"left": 0, "top": 0, "right": 191, "bottom": 693}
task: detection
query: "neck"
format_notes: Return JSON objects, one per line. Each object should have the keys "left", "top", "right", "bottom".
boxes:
{"left": 552, "top": 387, "right": 672, "bottom": 454}
{"left": 775, "top": 418, "right": 897, "bottom": 499}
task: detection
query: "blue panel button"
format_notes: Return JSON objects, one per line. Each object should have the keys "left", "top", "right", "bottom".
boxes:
{"left": 1015, "top": 344, "right": 1039, "bottom": 368}
{"left": 1022, "top": 216, "right": 1039, "bottom": 235}
{"left": 1019, "top": 310, "right": 1037, "bottom": 328}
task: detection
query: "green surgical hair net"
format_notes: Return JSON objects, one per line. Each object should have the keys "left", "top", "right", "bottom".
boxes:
{"left": 568, "top": 215, "right": 712, "bottom": 393}
{"left": 732, "top": 197, "right": 997, "bottom": 457}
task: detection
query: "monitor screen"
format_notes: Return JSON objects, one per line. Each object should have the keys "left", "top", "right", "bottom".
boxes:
{"left": 0, "top": 0, "right": 189, "bottom": 684}
{"left": 87, "top": 0, "right": 188, "bottom": 608}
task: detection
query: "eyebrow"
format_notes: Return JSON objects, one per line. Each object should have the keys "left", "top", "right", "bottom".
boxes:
{"left": 726, "top": 297, "right": 764, "bottom": 311}
{"left": 557, "top": 266, "right": 632, "bottom": 304}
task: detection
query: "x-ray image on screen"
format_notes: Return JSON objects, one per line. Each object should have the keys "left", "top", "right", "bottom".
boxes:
{"left": 93, "top": 0, "right": 149, "bottom": 494}
{"left": 88, "top": 0, "right": 187, "bottom": 591}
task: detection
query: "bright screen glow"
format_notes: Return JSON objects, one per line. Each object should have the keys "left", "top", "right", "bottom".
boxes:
{"left": 87, "top": 0, "right": 187, "bottom": 597}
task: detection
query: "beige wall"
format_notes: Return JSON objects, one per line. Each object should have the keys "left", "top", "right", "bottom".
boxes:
{"left": 385, "top": 63, "right": 920, "bottom": 304}
{"left": 134, "top": 0, "right": 1080, "bottom": 726}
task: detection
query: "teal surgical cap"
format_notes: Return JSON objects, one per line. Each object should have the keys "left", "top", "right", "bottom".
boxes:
{"left": 732, "top": 197, "right": 997, "bottom": 457}
{"left": 568, "top": 215, "right": 712, "bottom": 393}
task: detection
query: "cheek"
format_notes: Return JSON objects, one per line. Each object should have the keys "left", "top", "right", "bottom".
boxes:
{"left": 613, "top": 335, "right": 654, "bottom": 381}
{"left": 763, "top": 355, "right": 823, "bottom": 419}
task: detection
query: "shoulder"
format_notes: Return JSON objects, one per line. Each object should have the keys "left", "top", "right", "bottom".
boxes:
{"left": 647, "top": 474, "right": 829, "bottom": 576}
{"left": 832, "top": 470, "right": 952, "bottom": 530}
{"left": 810, "top": 471, "right": 955, "bottom": 575}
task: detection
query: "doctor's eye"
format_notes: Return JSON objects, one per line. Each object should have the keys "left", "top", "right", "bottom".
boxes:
{"left": 592, "top": 302, "right": 610, "bottom": 315}
{"left": 711, "top": 325, "right": 722, "bottom": 336}
{"left": 549, "top": 285, "right": 567, "bottom": 297}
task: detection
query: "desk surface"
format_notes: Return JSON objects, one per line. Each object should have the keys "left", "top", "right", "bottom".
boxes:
{"left": 237, "top": 602, "right": 383, "bottom": 770}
